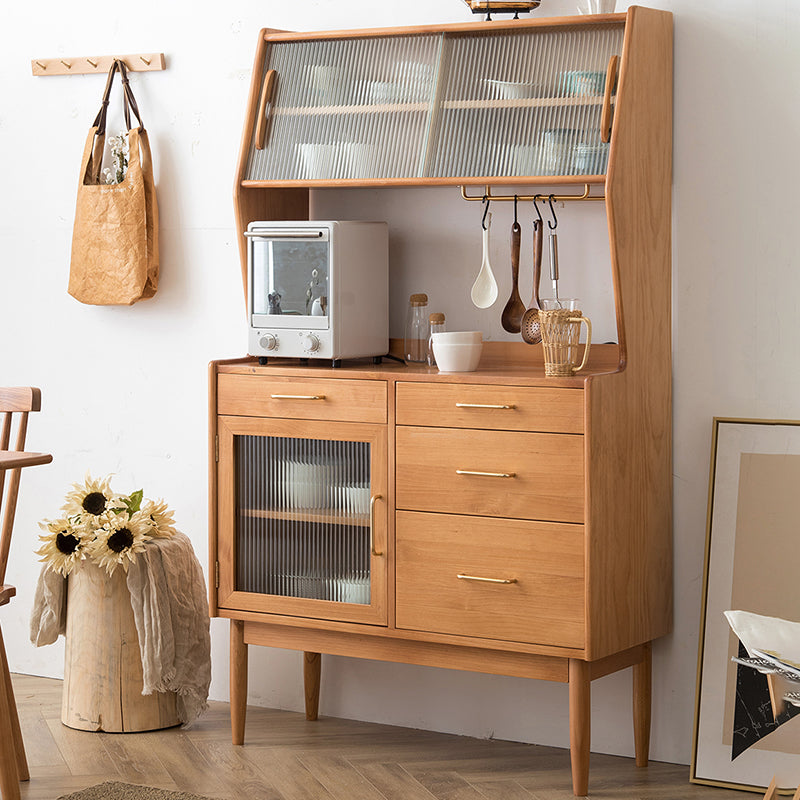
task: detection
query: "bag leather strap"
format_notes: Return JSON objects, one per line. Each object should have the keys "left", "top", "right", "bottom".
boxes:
{"left": 92, "top": 59, "right": 145, "bottom": 135}
{"left": 118, "top": 61, "right": 145, "bottom": 131}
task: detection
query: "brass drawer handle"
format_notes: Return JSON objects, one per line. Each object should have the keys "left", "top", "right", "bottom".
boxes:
{"left": 455, "top": 403, "right": 516, "bottom": 410}
{"left": 457, "top": 574, "right": 517, "bottom": 585}
{"left": 369, "top": 494, "right": 383, "bottom": 557}
{"left": 456, "top": 469, "right": 516, "bottom": 478}
{"left": 270, "top": 394, "right": 326, "bottom": 400}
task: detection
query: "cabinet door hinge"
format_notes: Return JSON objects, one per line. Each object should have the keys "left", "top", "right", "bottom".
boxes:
{"left": 215, "top": 434, "right": 219, "bottom": 462}
{"left": 215, "top": 561, "right": 220, "bottom": 588}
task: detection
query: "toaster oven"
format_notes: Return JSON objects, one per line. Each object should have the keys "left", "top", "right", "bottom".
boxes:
{"left": 246, "top": 220, "right": 389, "bottom": 365}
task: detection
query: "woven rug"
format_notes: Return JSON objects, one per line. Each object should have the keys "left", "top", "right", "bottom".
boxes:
{"left": 57, "top": 782, "right": 215, "bottom": 800}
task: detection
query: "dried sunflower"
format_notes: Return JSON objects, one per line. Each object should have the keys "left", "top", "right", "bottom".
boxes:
{"left": 139, "top": 498, "right": 177, "bottom": 538}
{"left": 61, "top": 473, "right": 115, "bottom": 522}
{"left": 87, "top": 511, "right": 148, "bottom": 576}
{"left": 35, "top": 518, "right": 87, "bottom": 576}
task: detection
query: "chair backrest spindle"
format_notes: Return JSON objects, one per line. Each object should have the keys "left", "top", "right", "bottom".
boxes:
{"left": 0, "top": 388, "right": 43, "bottom": 587}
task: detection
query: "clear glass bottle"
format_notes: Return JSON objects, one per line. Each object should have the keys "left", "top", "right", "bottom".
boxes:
{"left": 404, "top": 293, "right": 429, "bottom": 363}
{"left": 427, "top": 312, "right": 445, "bottom": 367}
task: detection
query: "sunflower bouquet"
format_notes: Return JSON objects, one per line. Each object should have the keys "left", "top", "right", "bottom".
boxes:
{"left": 37, "top": 473, "right": 177, "bottom": 577}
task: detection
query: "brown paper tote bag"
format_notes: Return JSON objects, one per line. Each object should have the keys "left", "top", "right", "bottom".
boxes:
{"left": 69, "top": 60, "right": 159, "bottom": 305}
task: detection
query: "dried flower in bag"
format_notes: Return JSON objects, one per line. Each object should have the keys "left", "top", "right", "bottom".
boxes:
{"left": 103, "top": 131, "right": 129, "bottom": 185}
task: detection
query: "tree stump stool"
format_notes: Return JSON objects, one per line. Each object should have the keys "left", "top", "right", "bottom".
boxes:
{"left": 61, "top": 560, "right": 179, "bottom": 732}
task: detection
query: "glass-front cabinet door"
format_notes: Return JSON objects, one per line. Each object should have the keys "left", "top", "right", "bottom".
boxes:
{"left": 217, "top": 416, "right": 388, "bottom": 625}
{"left": 243, "top": 19, "right": 625, "bottom": 183}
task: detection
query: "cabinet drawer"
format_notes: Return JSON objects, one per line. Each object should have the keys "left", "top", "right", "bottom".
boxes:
{"left": 396, "top": 382, "right": 583, "bottom": 433}
{"left": 217, "top": 374, "right": 387, "bottom": 423}
{"left": 396, "top": 426, "right": 584, "bottom": 523}
{"left": 396, "top": 511, "right": 585, "bottom": 648}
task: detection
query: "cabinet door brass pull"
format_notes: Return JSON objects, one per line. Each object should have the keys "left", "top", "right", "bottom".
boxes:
{"left": 369, "top": 494, "right": 384, "bottom": 557}
{"left": 255, "top": 69, "right": 277, "bottom": 150}
{"left": 600, "top": 54, "right": 619, "bottom": 144}
{"left": 457, "top": 574, "right": 517, "bottom": 585}
{"left": 456, "top": 469, "right": 516, "bottom": 478}
{"left": 455, "top": 402, "right": 516, "bottom": 410}
{"left": 270, "top": 394, "right": 326, "bottom": 400}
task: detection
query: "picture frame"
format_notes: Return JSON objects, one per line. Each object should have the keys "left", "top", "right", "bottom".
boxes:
{"left": 691, "top": 418, "right": 800, "bottom": 793}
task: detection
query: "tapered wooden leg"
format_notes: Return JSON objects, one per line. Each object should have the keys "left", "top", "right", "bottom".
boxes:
{"left": 0, "top": 626, "right": 28, "bottom": 782}
{"left": 569, "top": 658, "right": 591, "bottom": 797}
{"left": 230, "top": 620, "right": 248, "bottom": 745}
{"left": 304, "top": 652, "right": 321, "bottom": 721}
{"left": 762, "top": 776, "right": 778, "bottom": 800}
{"left": 0, "top": 630, "right": 20, "bottom": 800}
{"left": 633, "top": 641, "right": 652, "bottom": 767}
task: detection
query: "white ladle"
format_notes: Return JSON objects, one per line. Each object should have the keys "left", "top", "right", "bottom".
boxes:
{"left": 471, "top": 211, "right": 498, "bottom": 308}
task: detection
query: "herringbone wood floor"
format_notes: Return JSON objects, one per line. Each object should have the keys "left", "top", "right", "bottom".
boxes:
{"left": 12, "top": 674, "right": 747, "bottom": 800}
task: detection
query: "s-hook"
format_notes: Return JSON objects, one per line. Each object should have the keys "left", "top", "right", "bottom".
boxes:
{"left": 547, "top": 194, "right": 558, "bottom": 230}
{"left": 533, "top": 194, "right": 544, "bottom": 228}
{"left": 481, "top": 194, "right": 491, "bottom": 230}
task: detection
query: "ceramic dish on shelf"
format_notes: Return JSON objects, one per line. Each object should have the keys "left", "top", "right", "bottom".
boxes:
{"left": 297, "top": 143, "right": 339, "bottom": 180}
{"left": 484, "top": 79, "right": 548, "bottom": 99}
{"left": 393, "top": 61, "right": 432, "bottom": 101}
{"left": 358, "top": 80, "right": 399, "bottom": 104}
{"left": 572, "top": 141, "right": 610, "bottom": 174}
{"left": 561, "top": 70, "right": 606, "bottom": 96}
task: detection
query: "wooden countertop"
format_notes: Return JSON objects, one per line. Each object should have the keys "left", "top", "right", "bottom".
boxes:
{"left": 213, "top": 342, "right": 621, "bottom": 388}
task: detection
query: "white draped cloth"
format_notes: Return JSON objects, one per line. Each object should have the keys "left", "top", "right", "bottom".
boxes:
{"left": 30, "top": 532, "right": 211, "bottom": 726}
{"left": 725, "top": 609, "right": 800, "bottom": 669}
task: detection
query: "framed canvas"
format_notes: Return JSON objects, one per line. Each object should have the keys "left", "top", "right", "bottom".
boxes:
{"left": 691, "top": 418, "right": 800, "bottom": 793}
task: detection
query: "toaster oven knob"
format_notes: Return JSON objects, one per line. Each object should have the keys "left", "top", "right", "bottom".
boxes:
{"left": 300, "top": 332, "right": 320, "bottom": 353}
{"left": 259, "top": 333, "right": 278, "bottom": 351}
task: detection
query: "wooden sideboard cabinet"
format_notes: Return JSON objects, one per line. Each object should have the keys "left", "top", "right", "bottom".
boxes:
{"left": 211, "top": 6, "right": 673, "bottom": 796}
{"left": 210, "top": 341, "right": 671, "bottom": 797}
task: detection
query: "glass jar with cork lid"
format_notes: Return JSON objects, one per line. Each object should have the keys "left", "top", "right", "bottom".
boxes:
{"left": 404, "top": 293, "right": 429, "bottom": 363}
{"left": 427, "top": 312, "right": 445, "bottom": 366}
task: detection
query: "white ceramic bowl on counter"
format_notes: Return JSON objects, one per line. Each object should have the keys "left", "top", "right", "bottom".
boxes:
{"left": 431, "top": 331, "right": 483, "bottom": 372}
{"left": 432, "top": 330, "right": 482, "bottom": 345}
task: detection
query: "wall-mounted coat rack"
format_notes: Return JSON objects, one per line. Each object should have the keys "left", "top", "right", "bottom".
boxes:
{"left": 31, "top": 53, "right": 165, "bottom": 77}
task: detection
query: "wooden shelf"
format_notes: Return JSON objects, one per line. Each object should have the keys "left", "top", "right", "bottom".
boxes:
{"left": 240, "top": 507, "right": 370, "bottom": 527}
{"left": 442, "top": 95, "right": 611, "bottom": 110}
{"left": 275, "top": 102, "right": 429, "bottom": 116}
{"left": 239, "top": 174, "right": 608, "bottom": 189}
{"left": 272, "top": 95, "right": 613, "bottom": 117}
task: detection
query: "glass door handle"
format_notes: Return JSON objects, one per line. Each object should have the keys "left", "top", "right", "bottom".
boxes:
{"left": 601, "top": 55, "right": 619, "bottom": 144}
{"left": 255, "top": 69, "right": 277, "bottom": 150}
{"left": 369, "top": 494, "right": 384, "bottom": 556}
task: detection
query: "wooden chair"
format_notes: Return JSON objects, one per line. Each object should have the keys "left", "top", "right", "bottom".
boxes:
{"left": 0, "top": 388, "right": 52, "bottom": 800}
{"left": 762, "top": 775, "right": 800, "bottom": 799}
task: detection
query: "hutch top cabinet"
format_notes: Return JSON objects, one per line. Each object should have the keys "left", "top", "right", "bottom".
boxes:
{"left": 214, "top": 7, "right": 673, "bottom": 797}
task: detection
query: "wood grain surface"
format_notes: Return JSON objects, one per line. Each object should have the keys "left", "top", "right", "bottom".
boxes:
{"left": 12, "top": 673, "right": 751, "bottom": 800}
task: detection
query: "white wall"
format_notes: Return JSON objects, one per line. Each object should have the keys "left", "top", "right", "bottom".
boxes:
{"left": 1, "top": 0, "right": 796, "bottom": 767}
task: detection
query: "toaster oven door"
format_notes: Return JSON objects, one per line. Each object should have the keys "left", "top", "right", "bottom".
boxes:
{"left": 248, "top": 227, "right": 330, "bottom": 329}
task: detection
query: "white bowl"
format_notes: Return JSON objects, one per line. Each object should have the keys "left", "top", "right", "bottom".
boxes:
{"left": 432, "top": 341, "right": 483, "bottom": 373}
{"left": 431, "top": 330, "right": 483, "bottom": 345}
{"left": 298, "top": 143, "right": 339, "bottom": 179}
{"left": 484, "top": 80, "right": 547, "bottom": 100}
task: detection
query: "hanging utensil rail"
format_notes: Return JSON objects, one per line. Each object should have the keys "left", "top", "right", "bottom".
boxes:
{"left": 459, "top": 183, "right": 605, "bottom": 203}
